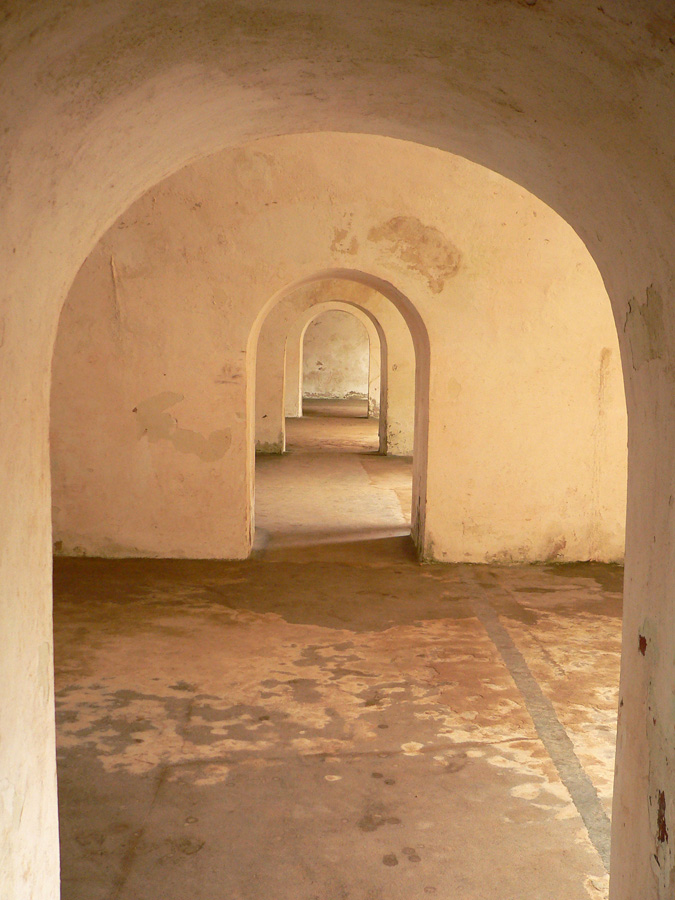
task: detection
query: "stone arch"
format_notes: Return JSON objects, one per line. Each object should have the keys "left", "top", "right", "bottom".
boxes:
{"left": 50, "top": 136, "right": 620, "bottom": 570}
{"left": 288, "top": 298, "right": 416, "bottom": 456}
{"left": 257, "top": 289, "right": 416, "bottom": 459}
{"left": 289, "top": 303, "right": 381, "bottom": 419}
{"left": 250, "top": 269, "right": 429, "bottom": 550}
{"left": 2, "top": 5, "right": 672, "bottom": 891}
{"left": 45, "top": 130, "right": 628, "bottom": 900}
{"left": 257, "top": 297, "right": 388, "bottom": 454}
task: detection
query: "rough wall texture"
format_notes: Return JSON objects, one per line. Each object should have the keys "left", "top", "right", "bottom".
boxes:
{"left": 51, "top": 221, "right": 252, "bottom": 559}
{"left": 302, "top": 310, "right": 370, "bottom": 400}
{"left": 52, "top": 133, "right": 626, "bottom": 566}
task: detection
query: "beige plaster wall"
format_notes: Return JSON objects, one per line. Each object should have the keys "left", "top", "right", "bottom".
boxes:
{"left": 367, "top": 331, "right": 381, "bottom": 418}
{"left": 51, "top": 218, "right": 253, "bottom": 559}
{"left": 302, "top": 310, "right": 370, "bottom": 400}
{"left": 284, "top": 324, "right": 304, "bottom": 419}
{"left": 52, "top": 133, "right": 626, "bottom": 566}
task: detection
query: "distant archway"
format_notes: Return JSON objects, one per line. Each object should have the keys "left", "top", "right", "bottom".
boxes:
{"left": 257, "top": 298, "right": 386, "bottom": 453}
{"left": 299, "top": 308, "right": 375, "bottom": 411}
{"left": 250, "top": 270, "right": 430, "bottom": 554}
{"left": 301, "top": 309, "right": 371, "bottom": 408}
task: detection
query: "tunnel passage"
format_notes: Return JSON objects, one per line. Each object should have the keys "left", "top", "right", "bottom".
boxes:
{"left": 6, "top": 4, "right": 675, "bottom": 897}
{"left": 46, "top": 132, "right": 627, "bottom": 900}
{"left": 253, "top": 281, "right": 419, "bottom": 551}
{"left": 299, "top": 308, "right": 378, "bottom": 449}
{"left": 301, "top": 309, "right": 374, "bottom": 415}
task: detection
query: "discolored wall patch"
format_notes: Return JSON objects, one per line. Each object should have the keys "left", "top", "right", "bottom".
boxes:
{"left": 331, "top": 227, "right": 359, "bottom": 255}
{"left": 134, "top": 392, "right": 231, "bottom": 462}
{"left": 368, "top": 216, "right": 461, "bottom": 293}
{"left": 623, "top": 284, "right": 665, "bottom": 370}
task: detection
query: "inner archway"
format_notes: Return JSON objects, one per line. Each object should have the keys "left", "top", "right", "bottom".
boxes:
{"left": 293, "top": 304, "right": 383, "bottom": 452}
{"left": 252, "top": 275, "right": 424, "bottom": 552}
{"left": 302, "top": 308, "right": 373, "bottom": 419}
{"left": 45, "top": 131, "right": 627, "bottom": 900}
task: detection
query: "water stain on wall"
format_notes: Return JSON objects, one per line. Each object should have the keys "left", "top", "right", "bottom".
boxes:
{"left": 331, "top": 227, "right": 359, "bottom": 255}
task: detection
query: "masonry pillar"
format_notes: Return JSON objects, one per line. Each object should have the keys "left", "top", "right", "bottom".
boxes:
{"left": 611, "top": 355, "right": 675, "bottom": 899}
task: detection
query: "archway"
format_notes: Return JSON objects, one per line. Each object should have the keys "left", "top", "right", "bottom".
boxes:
{"left": 287, "top": 303, "right": 384, "bottom": 448}
{"left": 253, "top": 291, "right": 420, "bottom": 551}
{"left": 46, "top": 131, "right": 631, "bottom": 899}
{"left": 301, "top": 309, "right": 372, "bottom": 416}
{"left": 257, "top": 299, "right": 387, "bottom": 454}
{"left": 3, "top": 0, "right": 662, "bottom": 874}
{"left": 258, "top": 292, "right": 417, "bottom": 463}
{"left": 45, "top": 132, "right": 629, "bottom": 900}
{"left": 250, "top": 269, "right": 429, "bottom": 554}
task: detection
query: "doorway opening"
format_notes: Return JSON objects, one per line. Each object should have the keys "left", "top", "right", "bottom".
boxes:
{"left": 47, "top": 135, "right": 626, "bottom": 900}
{"left": 253, "top": 279, "right": 422, "bottom": 554}
{"left": 302, "top": 308, "right": 374, "bottom": 432}
{"left": 292, "top": 307, "right": 380, "bottom": 454}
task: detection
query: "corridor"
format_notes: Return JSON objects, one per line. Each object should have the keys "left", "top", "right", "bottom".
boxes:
{"left": 55, "top": 412, "right": 621, "bottom": 900}
{"left": 255, "top": 399, "right": 411, "bottom": 550}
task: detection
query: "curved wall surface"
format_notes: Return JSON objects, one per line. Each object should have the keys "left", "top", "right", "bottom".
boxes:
{"left": 51, "top": 133, "right": 626, "bottom": 564}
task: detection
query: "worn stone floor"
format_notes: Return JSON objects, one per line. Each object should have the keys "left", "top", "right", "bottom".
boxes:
{"left": 303, "top": 397, "right": 371, "bottom": 419}
{"left": 255, "top": 401, "right": 410, "bottom": 550}
{"left": 54, "top": 405, "right": 622, "bottom": 900}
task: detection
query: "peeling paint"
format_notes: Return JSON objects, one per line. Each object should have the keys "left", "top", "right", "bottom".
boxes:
{"left": 331, "top": 227, "right": 359, "bottom": 255}
{"left": 134, "top": 392, "right": 231, "bottom": 462}
{"left": 623, "top": 284, "right": 665, "bottom": 370}
{"left": 368, "top": 216, "right": 461, "bottom": 293}
{"left": 134, "top": 391, "right": 184, "bottom": 441}
{"left": 639, "top": 618, "right": 660, "bottom": 664}
{"left": 658, "top": 791, "right": 669, "bottom": 843}
{"left": 256, "top": 440, "right": 284, "bottom": 454}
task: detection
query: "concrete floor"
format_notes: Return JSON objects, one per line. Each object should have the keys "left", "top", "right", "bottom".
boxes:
{"left": 54, "top": 405, "right": 621, "bottom": 900}
{"left": 255, "top": 399, "right": 410, "bottom": 550}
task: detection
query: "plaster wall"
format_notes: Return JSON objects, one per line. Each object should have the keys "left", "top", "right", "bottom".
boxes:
{"left": 302, "top": 310, "right": 370, "bottom": 401}
{"left": 51, "top": 216, "right": 253, "bottom": 559}
{"left": 367, "top": 334, "right": 380, "bottom": 417}
{"left": 52, "top": 133, "right": 625, "bottom": 567}
{"left": 284, "top": 319, "right": 304, "bottom": 419}
{"left": 52, "top": 135, "right": 625, "bottom": 562}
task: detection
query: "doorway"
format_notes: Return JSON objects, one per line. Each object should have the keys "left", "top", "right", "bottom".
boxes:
{"left": 255, "top": 294, "right": 416, "bottom": 551}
